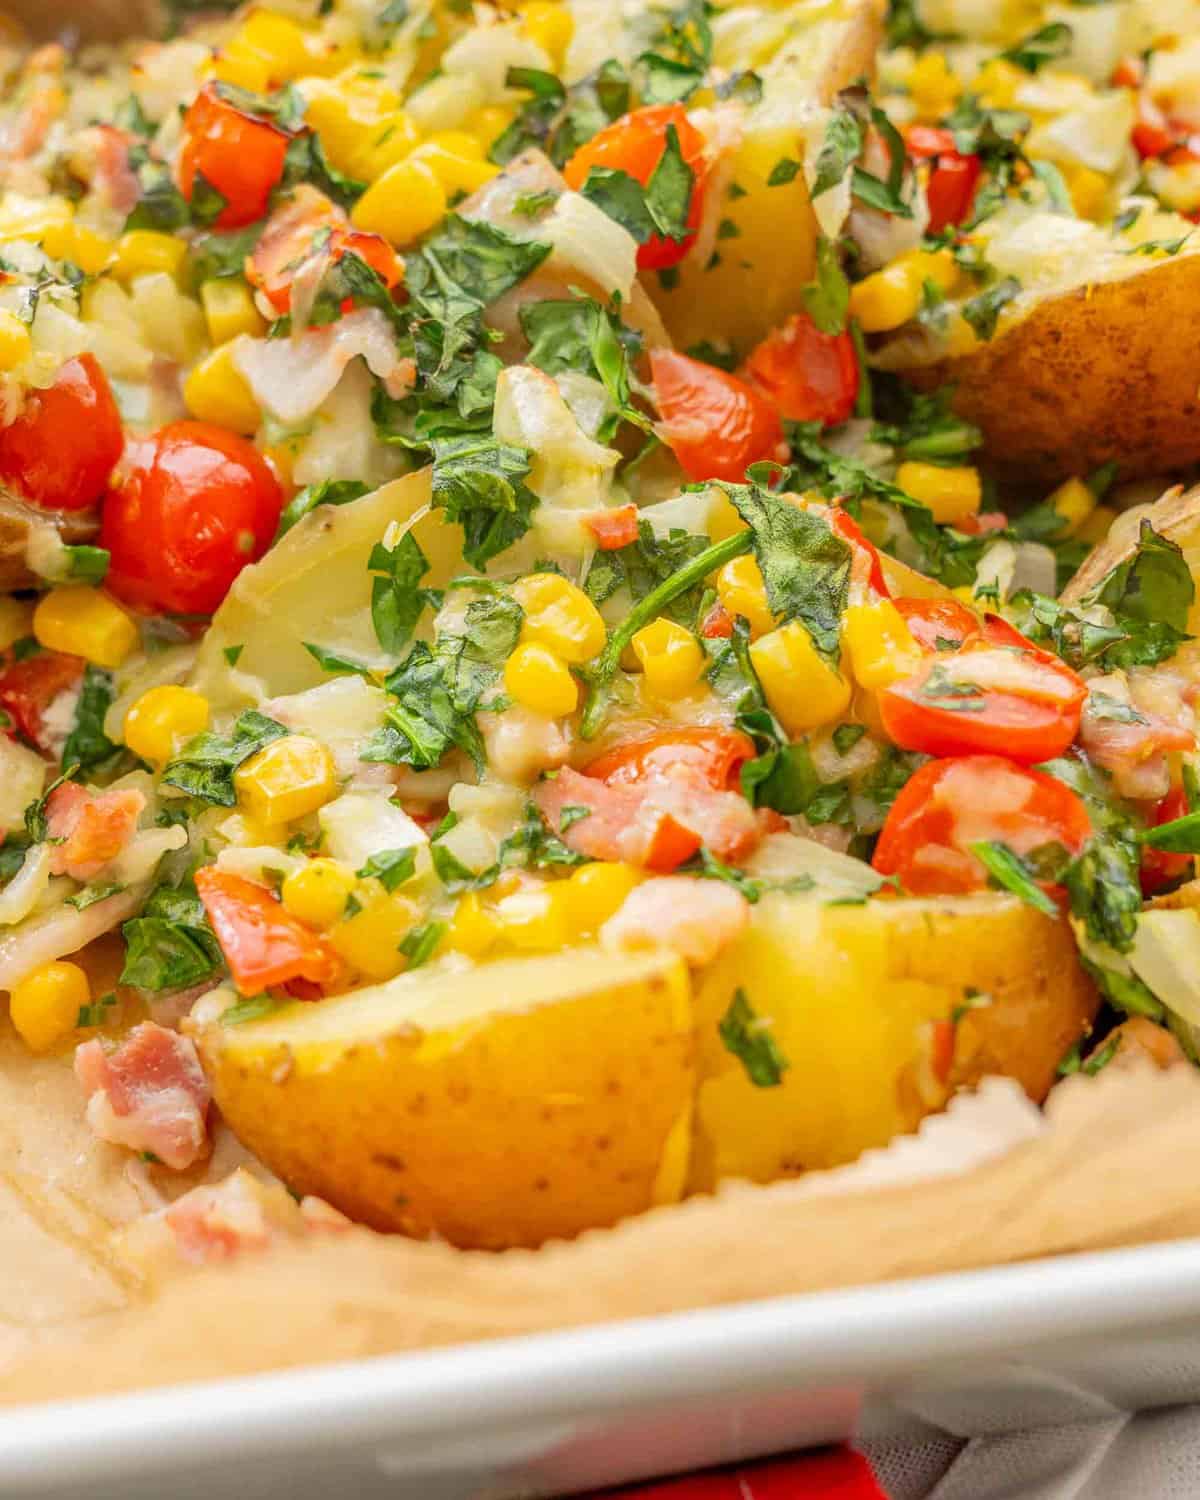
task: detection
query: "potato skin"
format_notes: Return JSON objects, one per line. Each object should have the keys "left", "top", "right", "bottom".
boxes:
{"left": 902, "top": 255, "right": 1200, "bottom": 489}
{"left": 194, "top": 948, "right": 694, "bottom": 1250}
{"left": 689, "top": 892, "right": 1097, "bottom": 1191}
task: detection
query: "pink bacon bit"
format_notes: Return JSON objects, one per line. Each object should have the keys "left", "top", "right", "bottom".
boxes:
{"left": 75, "top": 1022, "right": 211, "bottom": 1171}
{"left": 45, "top": 782, "right": 145, "bottom": 881}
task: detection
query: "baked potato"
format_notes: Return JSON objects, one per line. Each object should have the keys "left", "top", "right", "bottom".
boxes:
{"left": 190, "top": 946, "right": 694, "bottom": 1250}
{"left": 689, "top": 890, "right": 1097, "bottom": 1190}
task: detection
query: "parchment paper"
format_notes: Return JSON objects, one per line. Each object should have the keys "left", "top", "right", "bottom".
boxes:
{"left": 0, "top": 1060, "right": 1198, "bottom": 1405}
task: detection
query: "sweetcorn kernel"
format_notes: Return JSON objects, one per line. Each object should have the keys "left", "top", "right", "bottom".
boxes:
{"left": 848, "top": 262, "right": 922, "bottom": 334}
{"left": 842, "top": 601, "right": 923, "bottom": 691}
{"left": 909, "top": 51, "right": 961, "bottom": 120}
{"left": 329, "top": 889, "right": 418, "bottom": 980}
{"left": 234, "top": 735, "right": 336, "bottom": 825}
{"left": 1076, "top": 503, "right": 1116, "bottom": 545}
{"left": 184, "top": 343, "right": 262, "bottom": 436}
{"left": 522, "top": 0, "right": 574, "bottom": 66}
{"left": 0, "top": 309, "right": 30, "bottom": 371}
{"left": 1065, "top": 164, "right": 1109, "bottom": 221}
{"left": 631, "top": 617, "right": 706, "bottom": 700}
{"left": 514, "top": 572, "right": 607, "bottom": 663}
{"left": 895, "top": 462, "right": 982, "bottom": 524}
{"left": 504, "top": 642, "right": 579, "bottom": 717}
{"left": 716, "top": 554, "right": 775, "bottom": 638}
{"left": 123, "top": 685, "right": 211, "bottom": 765}
{"left": 469, "top": 105, "right": 516, "bottom": 151}
{"left": 750, "top": 621, "right": 852, "bottom": 736}
{"left": 34, "top": 587, "right": 139, "bottom": 669}
{"left": 493, "top": 881, "right": 572, "bottom": 952}
{"left": 10, "top": 961, "right": 88, "bottom": 1053}
{"left": 564, "top": 861, "right": 641, "bottom": 935}
{"left": 281, "top": 858, "right": 357, "bottom": 929}
{"left": 974, "top": 58, "right": 1024, "bottom": 109}
{"left": 707, "top": 489, "right": 749, "bottom": 542}
{"left": 113, "top": 230, "right": 187, "bottom": 284}
{"left": 410, "top": 142, "right": 499, "bottom": 195}
{"left": 1046, "top": 477, "right": 1096, "bottom": 538}
{"left": 200, "top": 278, "right": 268, "bottom": 345}
{"left": 446, "top": 890, "right": 501, "bottom": 958}
{"left": 351, "top": 156, "right": 446, "bottom": 245}
{"left": 68, "top": 226, "right": 116, "bottom": 276}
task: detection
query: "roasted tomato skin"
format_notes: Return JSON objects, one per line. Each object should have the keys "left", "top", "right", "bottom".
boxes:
{"left": 562, "top": 104, "right": 709, "bottom": 270}
{"left": 101, "top": 421, "right": 284, "bottom": 616}
{"left": 585, "top": 727, "right": 757, "bottom": 792}
{"left": 0, "top": 354, "right": 123, "bottom": 512}
{"left": 893, "top": 596, "right": 980, "bottom": 653}
{"left": 651, "top": 349, "right": 784, "bottom": 483}
{"left": 741, "top": 312, "right": 860, "bottom": 427}
{"left": 246, "top": 186, "right": 402, "bottom": 314}
{"left": 178, "top": 82, "right": 290, "bottom": 229}
{"left": 194, "top": 867, "right": 341, "bottom": 994}
{"left": 872, "top": 754, "right": 1092, "bottom": 897}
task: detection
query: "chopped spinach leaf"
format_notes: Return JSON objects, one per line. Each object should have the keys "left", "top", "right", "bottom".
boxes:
{"left": 718, "top": 988, "right": 789, "bottom": 1087}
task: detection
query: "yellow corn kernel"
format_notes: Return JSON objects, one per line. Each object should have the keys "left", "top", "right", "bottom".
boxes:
{"left": 750, "top": 621, "right": 852, "bottom": 736}
{"left": 1077, "top": 503, "right": 1116, "bottom": 546}
{"left": 328, "top": 889, "right": 418, "bottom": 980}
{"left": 424, "top": 129, "right": 485, "bottom": 160}
{"left": 897, "top": 247, "right": 960, "bottom": 297}
{"left": 209, "top": 46, "right": 274, "bottom": 94}
{"left": 469, "top": 105, "right": 516, "bottom": 151}
{"left": 1046, "top": 476, "right": 1096, "bottom": 538}
{"left": 9, "top": 960, "right": 88, "bottom": 1053}
{"left": 301, "top": 77, "right": 416, "bottom": 179}
{"left": 896, "top": 461, "right": 982, "bottom": 525}
{"left": 1064, "top": 164, "right": 1109, "bottom": 222}
{"left": 281, "top": 858, "right": 358, "bottom": 929}
{"left": 707, "top": 489, "right": 749, "bottom": 542}
{"left": 565, "top": 860, "right": 641, "bottom": 935}
{"left": 446, "top": 889, "right": 501, "bottom": 958}
{"left": 842, "top": 601, "right": 923, "bottom": 691}
{"left": 234, "top": 735, "right": 336, "bottom": 825}
{"left": 974, "top": 58, "right": 1024, "bottom": 110}
{"left": 351, "top": 156, "right": 446, "bottom": 246}
{"left": 0, "top": 596, "right": 32, "bottom": 652}
{"left": 631, "top": 617, "right": 706, "bottom": 700}
{"left": 0, "top": 196, "right": 73, "bottom": 252}
{"left": 522, "top": 0, "right": 574, "bottom": 66}
{"left": 848, "top": 262, "right": 922, "bottom": 334}
{"left": 123, "top": 685, "right": 210, "bottom": 765}
{"left": 504, "top": 641, "right": 579, "bottom": 717}
{"left": 69, "top": 226, "right": 117, "bottom": 276}
{"left": 34, "top": 587, "right": 138, "bottom": 670}
{"left": 0, "top": 308, "right": 30, "bottom": 371}
{"left": 410, "top": 142, "right": 499, "bottom": 194}
{"left": 200, "top": 278, "right": 268, "bottom": 345}
{"left": 514, "top": 572, "right": 607, "bottom": 663}
{"left": 354, "top": 111, "right": 423, "bottom": 181}
{"left": 716, "top": 554, "right": 775, "bottom": 638}
{"left": 494, "top": 881, "right": 572, "bottom": 952}
{"left": 184, "top": 343, "right": 262, "bottom": 437}
{"left": 909, "top": 51, "right": 961, "bottom": 121}
{"left": 114, "top": 230, "right": 187, "bottom": 284}
{"left": 225, "top": 9, "right": 313, "bottom": 84}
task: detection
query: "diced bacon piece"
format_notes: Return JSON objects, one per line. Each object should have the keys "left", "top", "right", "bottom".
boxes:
{"left": 164, "top": 1173, "right": 274, "bottom": 1263}
{"left": 600, "top": 876, "right": 749, "bottom": 966}
{"left": 75, "top": 1022, "right": 211, "bottom": 1171}
{"left": 535, "top": 765, "right": 762, "bottom": 872}
{"left": 1078, "top": 685, "right": 1195, "bottom": 803}
{"left": 75, "top": 124, "right": 139, "bottom": 217}
{"left": 584, "top": 504, "right": 639, "bottom": 551}
{"left": 45, "top": 782, "right": 145, "bottom": 881}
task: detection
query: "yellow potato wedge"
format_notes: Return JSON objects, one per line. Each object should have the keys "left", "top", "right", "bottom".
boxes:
{"left": 191, "top": 946, "right": 693, "bottom": 1250}
{"left": 893, "top": 253, "right": 1200, "bottom": 489}
{"left": 689, "top": 891, "right": 1097, "bottom": 1190}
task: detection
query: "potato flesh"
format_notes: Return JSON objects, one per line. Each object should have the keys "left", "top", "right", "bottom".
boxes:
{"left": 689, "top": 892, "right": 1097, "bottom": 1191}
{"left": 195, "top": 947, "right": 694, "bottom": 1250}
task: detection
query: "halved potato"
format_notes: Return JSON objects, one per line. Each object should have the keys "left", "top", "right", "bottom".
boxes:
{"left": 689, "top": 891, "right": 1097, "bottom": 1191}
{"left": 889, "top": 252, "right": 1200, "bottom": 489}
{"left": 191, "top": 946, "right": 693, "bottom": 1250}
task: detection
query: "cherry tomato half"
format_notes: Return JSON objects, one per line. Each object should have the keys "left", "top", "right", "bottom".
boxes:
{"left": 872, "top": 754, "right": 1092, "bottom": 897}
{"left": 905, "top": 124, "right": 982, "bottom": 234}
{"left": 586, "top": 727, "right": 757, "bottom": 792}
{"left": 179, "top": 82, "right": 290, "bottom": 230}
{"left": 563, "top": 103, "right": 709, "bottom": 270}
{"left": 246, "top": 186, "right": 402, "bottom": 314}
{"left": 892, "top": 595, "right": 979, "bottom": 653}
{"left": 0, "top": 649, "right": 83, "bottom": 751}
{"left": 741, "top": 311, "right": 860, "bottom": 427}
{"left": 194, "top": 867, "right": 341, "bottom": 994}
{"left": 1141, "top": 784, "right": 1195, "bottom": 895}
{"left": 651, "top": 348, "right": 784, "bottom": 484}
{"left": 101, "top": 421, "right": 284, "bottom": 616}
{"left": 0, "top": 354, "right": 123, "bottom": 512}
{"left": 879, "top": 617, "right": 1086, "bottom": 763}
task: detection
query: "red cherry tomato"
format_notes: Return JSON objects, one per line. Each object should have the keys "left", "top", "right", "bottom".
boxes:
{"left": 904, "top": 124, "right": 982, "bottom": 233}
{"left": 1132, "top": 97, "right": 1177, "bottom": 159}
{"left": 740, "top": 311, "right": 860, "bottom": 427}
{"left": 585, "top": 727, "right": 756, "bottom": 792}
{"left": 101, "top": 421, "right": 284, "bottom": 616}
{"left": 194, "top": 868, "right": 341, "bottom": 994}
{"left": 1112, "top": 55, "right": 1145, "bottom": 88}
{"left": 583, "top": 503, "right": 640, "bottom": 550}
{"left": 0, "top": 354, "right": 123, "bottom": 512}
{"left": 246, "top": 186, "right": 402, "bottom": 314}
{"left": 1141, "top": 784, "right": 1194, "bottom": 895}
{"left": 831, "top": 509, "right": 889, "bottom": 600}
{"left": 893, "top": 595, "right": 980, "bottom": 652}
{"left": 651, "top": 348, "right": 784, "bottom": 483}
{"left": 872, "top": 754, "right": 1092, "bottom": 897}
{"left": 562, "top": 103, "right": 709, "bottom": 270}
{"left": 879, "top": 619, "right": 1087, "bottom": 763}
{"left": 0, "top": 650, "right": 83, "bottom": 751}
{"left": 178, "top": 82, "right": 290, "bottom": 229}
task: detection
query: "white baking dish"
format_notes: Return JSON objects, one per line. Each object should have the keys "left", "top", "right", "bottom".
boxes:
{"left": 4, "top": 1238, "right": 1200, "bottom": 1500}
